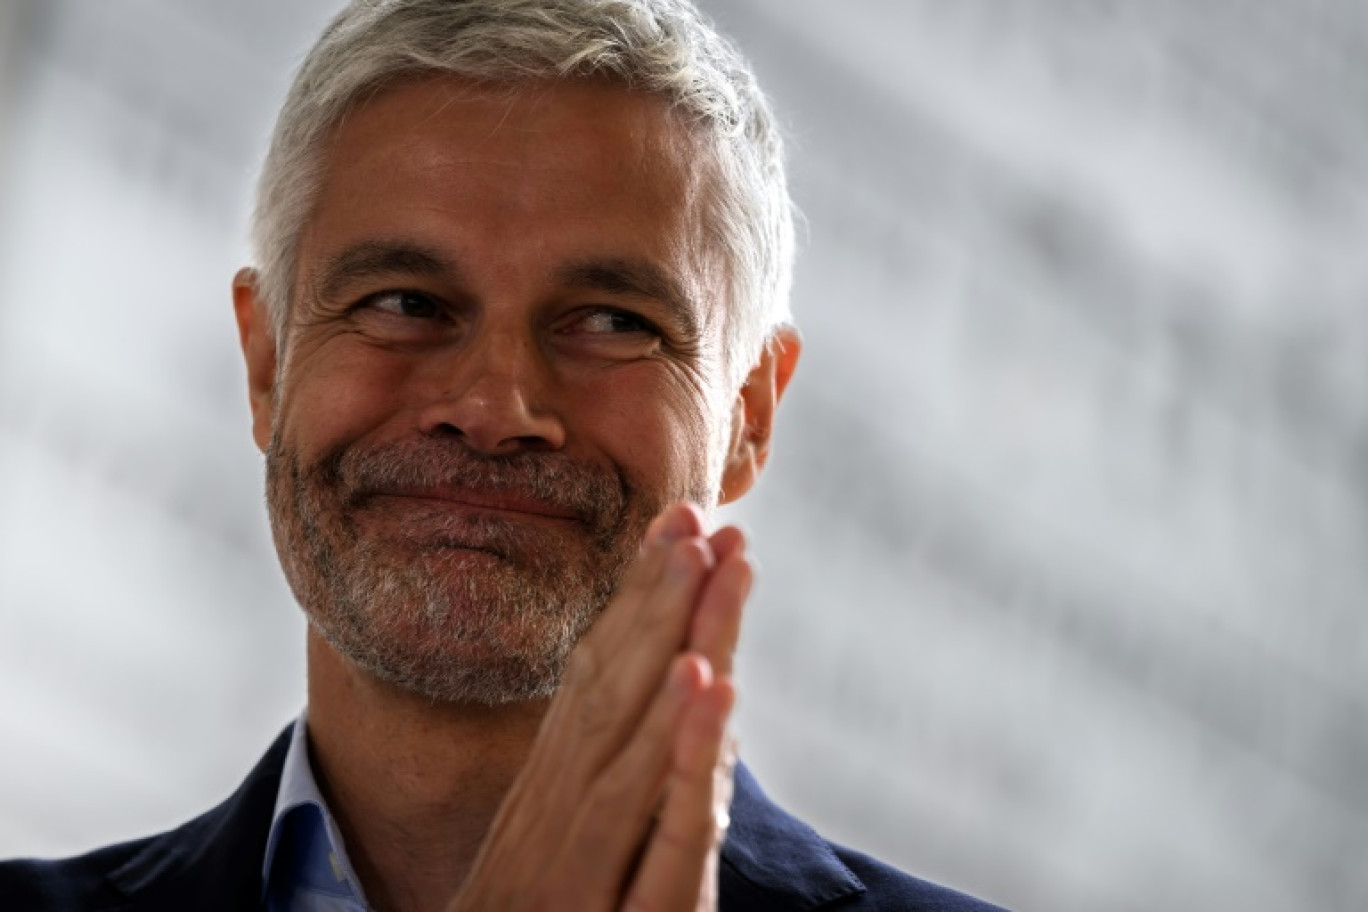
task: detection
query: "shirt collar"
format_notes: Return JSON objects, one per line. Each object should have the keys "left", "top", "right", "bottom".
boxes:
{"left": 258, "top": 714, "right": 866, "bottom": 911}
{"left": 261, "top": 710, "right": 370, "bottom": 907}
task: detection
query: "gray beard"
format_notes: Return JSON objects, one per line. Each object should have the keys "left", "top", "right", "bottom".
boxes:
{"left": 265, "top": 434, "right": 677, "bottom": 705}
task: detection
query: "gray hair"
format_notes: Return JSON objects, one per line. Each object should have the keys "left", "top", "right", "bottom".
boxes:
{"left": 252, "top": 0, "right": 795, "bottom": 389}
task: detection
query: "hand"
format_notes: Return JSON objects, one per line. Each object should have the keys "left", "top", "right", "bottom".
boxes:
{"left": 448, "top": 503, "right": 751, "bottom": 912}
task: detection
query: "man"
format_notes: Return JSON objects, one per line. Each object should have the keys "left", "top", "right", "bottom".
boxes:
{"left": 1, "top": 1, "right": 1004, "bottom": 910}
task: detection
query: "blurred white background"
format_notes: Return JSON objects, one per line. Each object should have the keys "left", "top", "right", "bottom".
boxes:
{"left": 3, "top": 2, "right": 1367, "bottom": 910}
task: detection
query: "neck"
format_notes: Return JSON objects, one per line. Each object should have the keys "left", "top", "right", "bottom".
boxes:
{"left": 304, "top": 630, "right": 548, "bottom": 912}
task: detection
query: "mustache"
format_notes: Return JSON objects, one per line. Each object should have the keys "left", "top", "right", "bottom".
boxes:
{"left": 314, "top": 438, "right": 629, "bottom": 530}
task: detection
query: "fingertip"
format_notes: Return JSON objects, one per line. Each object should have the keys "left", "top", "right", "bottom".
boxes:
{"left": 729, "top": 550, "right": 755, "bottom": 585}
{"left": 740, "top": 550, "right": 760, "bottom": 585}
{"left": 710, "top": 550, "right": 754, "bottom": 604}
{"left": 707, "top": 525, "right": 748, "bottom": 561}
{"left": 646, "top": 502, "right": 706, "bottom": 548}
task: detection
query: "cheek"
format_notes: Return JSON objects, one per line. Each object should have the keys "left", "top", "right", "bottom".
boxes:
{"left": 276, "top": 339, "right": 416, "bottom": 457}
{"left": 574, "top": 365, "right": 721, "bottom": 496}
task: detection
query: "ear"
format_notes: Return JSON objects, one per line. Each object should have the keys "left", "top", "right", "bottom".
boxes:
{"left": 232, "top": 268, "right": 278, "bottom": 454}
{"left": 718, "top": 327, "right": 802, "bottom": 505}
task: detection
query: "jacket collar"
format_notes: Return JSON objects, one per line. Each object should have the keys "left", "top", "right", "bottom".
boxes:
{"left": 721, "top": 762, "right": 866, "bottom": 909}
{"left": 104, "top": 726, "right": 292, "bottom": 910}
{"left": 99, "top": 723, "right": 865, "bottom": 910}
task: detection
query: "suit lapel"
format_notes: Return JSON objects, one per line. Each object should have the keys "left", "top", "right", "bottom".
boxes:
{"left": 102, "top": 726, "right": 293, "bottom": 912}
{"left": 720, "top": 762, "right": 866, "bottom": 911}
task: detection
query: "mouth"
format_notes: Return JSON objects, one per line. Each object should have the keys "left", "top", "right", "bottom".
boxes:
{"left": 361, "top": 486, "right": 585, "bottom": 524}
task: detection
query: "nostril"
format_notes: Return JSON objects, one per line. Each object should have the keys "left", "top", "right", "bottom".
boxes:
{"left": 509, "top": 433, "right": 559, "bottom": 453}
{"left": 429, "top": 422, "right": 466, "bottom": 440}
{"left": 414, "top": 358, "right": 567, "bottom": 453}
{"left": 423, "top": 421, "right": 560, "bottom": 455}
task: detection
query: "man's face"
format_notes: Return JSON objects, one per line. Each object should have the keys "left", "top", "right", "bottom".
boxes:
{"left": 242, "top": 77, "right": 748, "bottom": 704}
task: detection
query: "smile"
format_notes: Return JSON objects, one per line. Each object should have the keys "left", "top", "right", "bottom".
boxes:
{"left": 364, "top": 487, "right": 585, "bottom": 524}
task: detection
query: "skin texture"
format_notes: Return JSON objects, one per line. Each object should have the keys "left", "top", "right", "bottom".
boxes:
{"left": 234, "top": 75, "right": 799, "bottom": 912}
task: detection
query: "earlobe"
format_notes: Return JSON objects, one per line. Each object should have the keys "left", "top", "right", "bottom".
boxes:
{"left": 232, "top": 268, "right": 278, "bottom": 454}
{"left": 718, "top": 327, "right": 802, "bottom": 505}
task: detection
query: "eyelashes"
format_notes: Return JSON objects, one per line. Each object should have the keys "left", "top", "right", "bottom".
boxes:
{"left": 564, "top": 308, "right": 661, "bottom": 338}
{"left": 345, "top": 290, "right": 667, "bottom": 357}
{"left": 356, "top": 290, "right": 444, "bottom": 321}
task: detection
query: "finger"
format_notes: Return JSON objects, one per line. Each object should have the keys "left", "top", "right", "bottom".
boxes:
{"left": 450, "top": 507, "right": 719, "bottom": 912}
{"left": 566, "top": 536, "right": 711, "bottom": 750}
{"left": 624, "top": 674, "right": 735, "bottom": 912}
{"left": 537, "top": 528, "right": 713, "bottom": 785}
{"left": 560, "top": 653, "right": 711, "bottom": 902}
{"left": 713, "top": 729, "right": 737, "bottom": 839}
{"left": 651, "top": 502, "right": 706, "bottom": 552}
{"left": 693, "top": 728, "right": 737, "bottom": 912}
{"left": 706, "top": 524, "right": 746, "bottom": 563}
{"left": 574, "top": 503, "right": 701, "bottom": 652}
{"left": 595, "top": 504, "right": 710, "bottom": 658}
{"left": 505, "top": 505, "right": 699, "bottom": 829}
{"left": 687, "top": 550, "right": 751, "bottom": 681}
{"left": 569, "top": 503, "right": 706, "bottom": 665}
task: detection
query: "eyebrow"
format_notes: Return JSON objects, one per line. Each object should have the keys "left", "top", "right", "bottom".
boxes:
{"left": 312, "top": 240, "right": 458, "bottom": 303}
{"left": 556, "top": 257, "right": 704, "bottom": 340}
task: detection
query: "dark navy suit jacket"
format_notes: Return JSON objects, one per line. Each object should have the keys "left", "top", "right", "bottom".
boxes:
{"left": 0, "top": 726, "right": 1006, "bottom": 911}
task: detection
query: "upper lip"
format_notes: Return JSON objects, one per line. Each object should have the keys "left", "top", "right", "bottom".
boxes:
{"left": 371, "top": 486, "right": 583, "bottom": 522}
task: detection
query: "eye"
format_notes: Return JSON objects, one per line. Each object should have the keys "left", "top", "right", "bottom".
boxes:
{"left": 574, "top": 308, "right": 659, "bottom": 336}
{"left": 556, "top": 307, "right": 663, "bottom": 360}
{"left": 359, "top": 290, "right": 443, "bottom": 320}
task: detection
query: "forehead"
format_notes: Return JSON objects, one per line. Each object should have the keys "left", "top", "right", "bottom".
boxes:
{"left": 328, "top": 75, "right": 697, "bottom": 189}
{"left": 297, "top": 75, "right": 723, "bottom": 313}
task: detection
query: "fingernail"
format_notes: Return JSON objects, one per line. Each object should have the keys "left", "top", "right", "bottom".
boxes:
{"left": 669, "top": 655, "right": 696, "bottom": 697}
{"left": 672, "top": 653, "right": 712, "bottom": 695}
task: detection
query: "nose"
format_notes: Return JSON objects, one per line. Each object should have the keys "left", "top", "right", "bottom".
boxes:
{"left": 415, "top": 328, "right": 566, "bottom": 455}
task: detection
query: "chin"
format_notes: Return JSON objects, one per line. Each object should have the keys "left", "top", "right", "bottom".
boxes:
{"left": 298, "top": 553, "right": 601, "bottom": 705}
